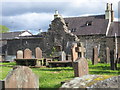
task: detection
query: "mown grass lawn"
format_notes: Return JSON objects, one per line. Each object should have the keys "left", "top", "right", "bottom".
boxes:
{"left": 0, "top": 61, "right": 120, "bottom": 88}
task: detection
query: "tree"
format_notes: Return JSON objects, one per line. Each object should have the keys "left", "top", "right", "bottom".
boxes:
{"left": 0, "top": 25, "right": 9, "bottom": 33}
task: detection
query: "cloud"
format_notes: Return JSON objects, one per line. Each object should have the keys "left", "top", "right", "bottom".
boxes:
{"left": 2, "top": 13, "right": 53, "bottom": 33}
{"left": 1, "top": 0, "right": 120, "bottom": 34}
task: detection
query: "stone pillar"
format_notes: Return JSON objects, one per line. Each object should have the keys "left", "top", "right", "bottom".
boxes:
{"left": 106, "top": 47, "right": 110, "bottom": 63}
{"left": 92, "top": 46, "right": 98, "bottom": 65}
{"left": 71, "top": 43, "right": 78, "bottom": 62}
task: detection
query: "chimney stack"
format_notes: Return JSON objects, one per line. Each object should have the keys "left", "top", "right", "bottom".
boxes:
{"left": 105, "top": 3, "right": 114, "bottom": 22}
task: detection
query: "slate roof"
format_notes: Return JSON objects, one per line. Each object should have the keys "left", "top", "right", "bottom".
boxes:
{"left": 64, "top": 15, "right": 109, "bottom": 36}
{"left": 0, "top": 30, "right": 32, "bottom": 40}
{"left": 107, "top": 22, "right": 120, "bottom": 37}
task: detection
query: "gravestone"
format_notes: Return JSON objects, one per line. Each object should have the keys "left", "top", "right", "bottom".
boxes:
{"left": 92, "top": 46, "right": 98, "bottom": 65}
{"left": 71, "top": 43, "right": 78, "bottom": 62}
{"left": 35, "top": 47, "right": 42, "bottom": 59}
{"left": 106, "top": 47, "right": 110, "bottom": 63}
{"left": 24, "top": 48, "right": 32, "bottom": 59}
{"left": 16, "top": 50, "right": 23, "bottom": 59}
{"left": 72, "top": 42, "right": 88, "bottom": 77}
{"left": 59, "top": 51, "right": 66, "bottom": 61}
{"left": 5, "top": 66, "right": 39, "bottom": 88}
{"left": 110, "top": 49, "right": 118, "bottom": 70}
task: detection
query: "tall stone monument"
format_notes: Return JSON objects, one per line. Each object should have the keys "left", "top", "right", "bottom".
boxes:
{"left": 72, "top": 42, "right": 88, "bottom": 77}
{"left": 92, "top": 46, "right": 98, "bottom": 65}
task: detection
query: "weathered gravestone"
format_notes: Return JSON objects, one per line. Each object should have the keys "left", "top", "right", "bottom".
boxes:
{"left": 5, "top": 66, "right": 39, "bottom": 88}
{"left": 24, "top": 48, "right": 32, "bottom": 59}
{"left": 72, "top": 42, "right": 88, "bottom": 77}
{"left": 35, "top": 47, "right": 42, "bottom": 59}
{"left": 92, "top": 46, "right": 98, "bottom": 65}
{"left": 59, "top": 51, "right": 66, "bottom": 61}
{"left": 71, "top": 43, "right": 78, "bottom": 62}
{"left": 16, "top": 50, "right": 23, "bottom": 59}
{"left": 106, "top": 47, "right": 110, "bottom": 63}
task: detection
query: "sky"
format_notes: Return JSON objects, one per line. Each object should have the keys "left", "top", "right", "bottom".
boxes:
{"left": 0, "top": 0, "right": 120, "bottom": 34}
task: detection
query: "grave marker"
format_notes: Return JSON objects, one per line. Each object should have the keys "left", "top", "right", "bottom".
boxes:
{"left": 16, "top": 50, "right": 23, "bottom": 59}
{"left": 24, "top": 48, "right": 32, "bottom": 59}
{"left": 5, "top": 66, "right": 39, "bottom": 88}
{"left": 35, "top": 47, "right": 42, "bottom": 59}
{"left": 72, "top": 42, "right": 88, "bottom": 77}
{"left": 71, "top": 43, "right": 78, "bottom": 62}
{"left": 92, "top": 46, "right": 98, "bottom": 65}
{"left": 106, "top": 47, "right": 110, "bottom": 63}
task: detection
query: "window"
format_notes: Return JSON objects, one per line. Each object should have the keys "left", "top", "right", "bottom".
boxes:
{"left": 71, "top": 28, "right": 76, "bottom": 32}
{"left": 86, "top": 21, "right": 92, "bottom": 26}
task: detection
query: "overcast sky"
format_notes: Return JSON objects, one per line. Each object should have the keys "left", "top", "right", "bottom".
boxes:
{"left": 0, "top": 0, "right": 120, "bottom": 34}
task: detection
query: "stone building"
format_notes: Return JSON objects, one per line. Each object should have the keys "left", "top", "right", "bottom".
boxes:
{"left": 1, "top": 3, "right": 120, "bottom": 62}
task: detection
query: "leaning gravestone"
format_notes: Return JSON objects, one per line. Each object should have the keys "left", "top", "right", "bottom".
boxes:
{"left": 24, "top": 48, "right": 32, "bottom": 59}
{"left": 71, "top": 43, "right": 78, "bottom": 62}
{"left": 5, "top": 66, "right": 39, "bottom": 88}
{"left": 72, "top": 42, "right": 88, "bottom": 77}
{"left": 92, "top": 46, "right": 98, "bottom": 65}
{"left": 106, "top": 47, "right": 110, "bottom": 63}
{"left": 35, "top": 47, "right": 42, "bottom": 59}
{"left": 16, "top": 50, "right": 23, "bottom": 59}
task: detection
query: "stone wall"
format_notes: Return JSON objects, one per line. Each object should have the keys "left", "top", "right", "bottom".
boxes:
{"left": 78, "top": 35, "right": 107, "bottom": 61}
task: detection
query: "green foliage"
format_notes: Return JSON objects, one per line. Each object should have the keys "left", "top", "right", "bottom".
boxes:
{"left": 0, "top": 25, "right": 9, "bottom": 33}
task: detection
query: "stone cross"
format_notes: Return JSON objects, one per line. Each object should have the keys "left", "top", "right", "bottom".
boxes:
{"left": 92, "top": 46, "right": 98, "bottom": 65}
{"left": 72, "top": 42, "right": 88, "bottom": 77}
{"left": 16, "top": 50, "right": 23, "bottom": 59}
{"left": 35, "top": 47, "right": 42, "bottom": 59}
{"left": 24, "top": 48, "right": 32, "bottom": 59}
{"left": 76, "top": 42, "right": 86, "bottom": 58}
{"left": 5, "top": 66, "right": 39, "bottom": 88}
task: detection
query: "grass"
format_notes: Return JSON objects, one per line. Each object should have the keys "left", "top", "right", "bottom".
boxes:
{"left": 0, "top": 61, "right": 120, "bottom": 88}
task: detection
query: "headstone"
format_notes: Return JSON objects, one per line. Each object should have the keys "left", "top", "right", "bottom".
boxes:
{"left": 5, "top": 66, "right": 39, "bottom": 88}
{"left": 24, "top": 48, "right": 32, "bottom": 59}
{"left": 59, "top": 51, "right": 66, "bottom": 61}
{"left": 72, "top": 42, "right": 88, "bottom": 77}
{"left": 92, "top": 46, "right": 98, "bottom": 65}
{"left": 73, "top": 58, "right": 88, "bottom": 77}
{"left": 71, "top": 43, "right": 78, "bottom": 62}
{"left": 106, "top": 47, "right": 110, "bottom": 63}
{"left": 35, "top": 47, "right": 42, "bottom": 59}
{"left": 16, "top": 50, "right": 23, "bottom": 59}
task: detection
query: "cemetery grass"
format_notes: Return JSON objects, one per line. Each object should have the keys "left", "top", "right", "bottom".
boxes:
{"left": 0, "top": 61, "right": 120, "bottom": 88}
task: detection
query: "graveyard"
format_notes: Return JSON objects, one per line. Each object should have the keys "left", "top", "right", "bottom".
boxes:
{"left": 0, "top": 61, "right": 120, "bottom": 88}
{"left": 0, "top": 2, "right": 120, "bottom": 89}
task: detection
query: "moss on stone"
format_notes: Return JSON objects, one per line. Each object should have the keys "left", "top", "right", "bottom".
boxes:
{"left": 86, "top": 75, "right": 113, "bottom": 87}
